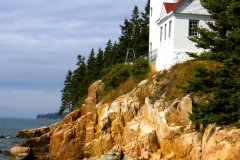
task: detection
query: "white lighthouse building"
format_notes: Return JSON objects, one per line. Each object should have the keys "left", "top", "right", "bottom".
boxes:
{"left": 149, "top": 0, "right": 214, "bottom": 71}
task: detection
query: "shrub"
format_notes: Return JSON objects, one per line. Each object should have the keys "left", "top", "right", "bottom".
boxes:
{"left": 102, "top": 58, "right": 150, "bottom": 92}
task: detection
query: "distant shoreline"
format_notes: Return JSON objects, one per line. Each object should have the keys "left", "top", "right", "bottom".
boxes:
{"left": 36, "top": 118, "right": 62, "bottom": 120}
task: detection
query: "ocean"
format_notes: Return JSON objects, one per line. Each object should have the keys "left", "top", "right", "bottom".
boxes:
{"left": 0, "top": 118, "right": 61, "bottom": 160}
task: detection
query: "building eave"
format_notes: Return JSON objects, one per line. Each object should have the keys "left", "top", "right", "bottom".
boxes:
{"left": 156, "top": 12, "right": 174, "bottom": 24}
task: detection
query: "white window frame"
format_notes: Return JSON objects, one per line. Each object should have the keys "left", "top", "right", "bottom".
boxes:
{"left": 160, "top": 26, "right": 163, "bottom": 42}
{"left": 164, "top": 24, "right": 167, "bottom": 40}
{"left": 169, "top": 21, "right": 172, "bottom": 38}
{"left": 189, "top": 20, "right": 199, "bottom": 36}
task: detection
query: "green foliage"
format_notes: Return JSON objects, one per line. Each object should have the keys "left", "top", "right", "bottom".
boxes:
{"left": 232, "top": 122, "right": 240, "bottom": 129}
{"left": 59, "top": 70, "right": 73, "bottom": 115}
{"left": 181, "top": 0, "right": 240, "bottom": 125}
{"left": 95, "top": 48, "right": 104, "bottom": 79}
{"left": 86, "top": 48, "right": 96, "bottom": 86}
{"left": 102, "top": 58, "right": 150, "bottom": 92}
{"left": 139, "top": 0, "right": 150, "bottom": 55}
{"left": 71, "top": 95, "right": 87, "bottom": 112}
{"left": 104, "top": 40, "right": 113, "bottom": 67}
{"left": 72, "top": 55, "right": 87, "bottom": 104}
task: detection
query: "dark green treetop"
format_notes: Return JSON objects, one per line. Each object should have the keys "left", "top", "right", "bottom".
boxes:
{"left": 139, "top": 0, "right": 150, "bottom": 55}
{"left": 72, "top": 55, "right": 87, "bottom": 104}
{"left": 95, "top": 48, "right": 104, "bottom": 79}
{"left": 59, "top": 69, "right": 73, "bottom": 115}
{"left": 130, "top": 6, "right": 141, "bottom": 58}
{"left": 86, "top": 48, "right": 96, "bottom": 86}
{"left": 103, "top": 39, "right": 113, "bottom": 68}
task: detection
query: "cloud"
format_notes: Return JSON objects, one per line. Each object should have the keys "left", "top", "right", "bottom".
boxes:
{"left": 0, "top": 0, "right": 148, "bottom": 118}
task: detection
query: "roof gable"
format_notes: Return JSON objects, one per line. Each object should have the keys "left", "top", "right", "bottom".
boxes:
{"left": 163, "top": 0, "right": 183, "bottom": 14}
{"left": 160, "top": 4, "right": 167, "bottom": 20}
{"left": 174, "top": 0, "right": 209, "bottom": 15}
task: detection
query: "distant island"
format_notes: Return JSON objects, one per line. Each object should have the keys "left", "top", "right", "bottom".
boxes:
{"left": 36, "top": 112, "right": 69, "bottom": 119}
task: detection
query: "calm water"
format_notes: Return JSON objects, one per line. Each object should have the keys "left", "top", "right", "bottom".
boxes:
{"left": 0, "top": 118, "right": 61, "bottom": 160}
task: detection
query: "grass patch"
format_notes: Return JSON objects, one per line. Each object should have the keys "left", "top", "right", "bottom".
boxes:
{"left": 149, "top": 60, "right": 222, "bottom": 104}
{"left": 101, "top": 65, "right": 156, "bottom": 105}
{"left": 101, "top": 78, "right": 141, "bottom": 104}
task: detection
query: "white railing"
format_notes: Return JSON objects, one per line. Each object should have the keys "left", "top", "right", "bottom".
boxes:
{"left": 141, "top": 49, "right": 158, "bottom": 62}
{"left": 149, "top": 49, "right": 158, "bottom": 62}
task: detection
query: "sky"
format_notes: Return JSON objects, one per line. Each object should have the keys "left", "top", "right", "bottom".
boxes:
{"left": 0, "top": 0, "right": 148, "bottom": 118}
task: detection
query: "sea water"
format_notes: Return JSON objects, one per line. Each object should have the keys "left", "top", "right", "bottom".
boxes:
{"left": 0, "top": 118, "right": 60, "bottom": 160}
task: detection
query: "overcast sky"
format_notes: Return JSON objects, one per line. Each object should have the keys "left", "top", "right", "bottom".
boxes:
{"left": 0, "top": 0, "right": 148, "bottom": 118}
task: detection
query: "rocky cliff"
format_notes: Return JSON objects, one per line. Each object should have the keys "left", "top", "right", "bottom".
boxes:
{"left": 11, "top": 77, "right": 240, "bottom": 160}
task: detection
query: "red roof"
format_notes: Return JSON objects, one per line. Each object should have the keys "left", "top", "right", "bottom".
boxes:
{"left": 163, "top": 0, "right": 183, "bottom": 14}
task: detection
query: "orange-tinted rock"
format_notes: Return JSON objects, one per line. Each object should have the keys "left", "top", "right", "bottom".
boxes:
{"left": 86, "top": 112, "right": 97, "bottom": 142}
{"left": 101, "top": 133, "right": 114, "bottom": 153}
{"left": 98, "top": 103, "right": 109, "bottom": 130}
{"left": 90, "top": 139, "right": 103, "bottom": 157}
{"left": 111, "top": 118, "right": 124, "bottom": 146}
{"left": 10, "top": 146, "right": 31, "bottom": 156}
{"left": 177, "top": 95, "right": 193, "bottom": 126}
{"left": 84, "top": 80, "right": 104, "bottom": 114}
{"left": 202, "top": 124, "right": 240, "bottom": 160}
{"left": 60, "top": 109, "right": 82, "bottom": 126}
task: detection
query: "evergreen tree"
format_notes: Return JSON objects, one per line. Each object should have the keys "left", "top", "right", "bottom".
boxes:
{"left": 103, "top": 39, "right": 113, "bottom": 68}
{"left": 95, "top": 48, "right": 104, "bottom": 79}
{"left": 181, "top": 0, "right": 240, "bottom": 125}
{"left": 86, "top": 48, "right": 96, "bottom": 86}
{"left": 118, "top": 18, "right": 133, "bottom": 63}
{"left": 112, "top": 42, "right": 120, "bottom": 64}
{"left": 71, "top": 55, "right": 87, "bottom": 105}
{"left": 130, "top": 6, "right": 141, "bottom": 58}
{"left": 59, "top": 70, "right": 72, "bottom": 115}
{"left": 139, "top": 0, "right": 150, "bottom": 56}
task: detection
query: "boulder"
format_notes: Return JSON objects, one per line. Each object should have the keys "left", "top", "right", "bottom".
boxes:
{"left": 99, "top": 148, "right": 123, "bottom": 160}
{"left": 0, "top": 135, "right": 5, "bottom": 138}
{"left": 10, "top": 146, "right": 31, "bottom": 156}
{"left": 84, "top": 80, "right": 104, "bottom": 114}
{"left": 202, "top": 124, "right": 240, "bottom": 160}
{"left": 177, "top": 95, "right": 193, "bottom": 126}
{"left": 50, "top": 114, "right": 87, "bottom": 160}
{"left": 123, "top": 117, "right": 159, "bottom": 159}
{"left": 142, "top": 97, "right": 183, "bottom": 141}
{"left": 60, "top": 109, "right": 82, "bottom": 126}
{"left": 124, "top": 117, "right": 142, "bottom": 144}
{"left": 15, "top": 153, "right": 31, "bottom": 160}
{"left": 165, "top": 99, "right": 181, "bottom": 126}
{"left": 17, "top": 122, "right": 59, "bottom": 139}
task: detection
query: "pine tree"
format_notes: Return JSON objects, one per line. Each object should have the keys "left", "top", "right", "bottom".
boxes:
{"left": 181, "top": 0, "right": 240, "bottom": 125}
{"left": 71, "top": 55, "right": 87, "bottom": 105}
{"left": 118, "top": 18, "right": 133, "bottom": 63}
{"left": 112, "top": 42, "right": 120, "bottom": 64}
{"left": 103, "top": 40, "right": 113, "bottom": 68}
{"left": 139, "top": 0, "right": 150, "bottom": 56}
{"left": 59, "top": 70, "right": 72, "bottom": 115}
{"left": 86, "top": 48, "right": 96, "bottom": 86}
{"left": 95, "top": 48, "right": 104, "bottom": 79}
{"left": 130, "top": 6, "right": 141, "bottom": 58}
